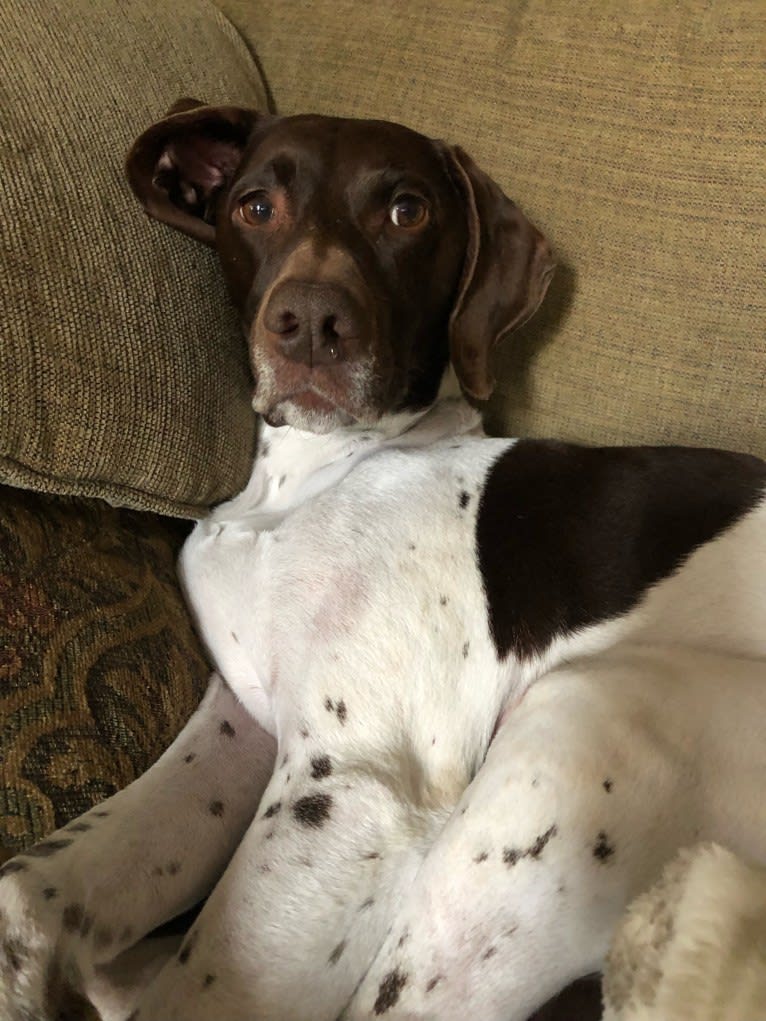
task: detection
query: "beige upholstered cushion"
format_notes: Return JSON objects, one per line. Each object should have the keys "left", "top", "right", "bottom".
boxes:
{"left": 220, "top": 0, "right": 765, "bottom": 456}
{"left": 0, "top": 0, "right": 267, "bottom": 517}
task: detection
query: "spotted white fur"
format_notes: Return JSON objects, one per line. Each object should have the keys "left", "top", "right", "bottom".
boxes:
{"left": 1, "top": 378, "right": 765, "bottom": 1021}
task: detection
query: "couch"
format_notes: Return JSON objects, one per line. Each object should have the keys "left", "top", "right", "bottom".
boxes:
{"left": 1, "top": 1, "right": 763, "bottom": 1017}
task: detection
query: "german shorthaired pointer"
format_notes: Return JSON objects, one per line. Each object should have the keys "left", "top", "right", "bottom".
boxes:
{"left": 1, "top": 102, "right": 765, "bottom": 1021}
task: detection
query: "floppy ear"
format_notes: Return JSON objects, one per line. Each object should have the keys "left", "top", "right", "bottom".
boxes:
{"left": 446, "top": 146, "right": 556, "bottom": 400}
{"left": 125, "top": 98, "right": 262, "bottom": 247}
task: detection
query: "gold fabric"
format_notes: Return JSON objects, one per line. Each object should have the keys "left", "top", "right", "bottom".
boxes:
{"left": 220, "top": 0, "right": 765, "bottom": 455}
{"left": 0, "top": 0, "right": 268, "bottom": 517}
{"left": 0, "top": 486, "right": 209, "bottom": 850}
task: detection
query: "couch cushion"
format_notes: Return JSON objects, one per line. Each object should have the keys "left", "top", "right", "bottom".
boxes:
{"left": 0, "top": 0, "right": 267, "bottom": 517}
{"left": 219, "top": 0, "right": 765, "bottom": 457}
{"left": 0, "top": 487, "right": 209, "bottom": 850}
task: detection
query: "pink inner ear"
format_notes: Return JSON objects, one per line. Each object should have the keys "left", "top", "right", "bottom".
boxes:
{"left": 165, "top": 135, "right": 242, "bottom": 199}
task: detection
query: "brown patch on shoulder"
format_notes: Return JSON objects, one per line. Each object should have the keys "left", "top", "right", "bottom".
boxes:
{"left": 477, "top": 441, "right": 766, "bottom": 661}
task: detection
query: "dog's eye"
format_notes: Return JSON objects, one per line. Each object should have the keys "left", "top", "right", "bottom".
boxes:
{"left": 389, "top": 194, "right": 429, "bottom": 229}
{"left": 239, "top": 191, "right": 276, "bottom": 227}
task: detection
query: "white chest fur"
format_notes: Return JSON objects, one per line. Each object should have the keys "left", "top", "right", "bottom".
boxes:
{"left": 178, "top": 397, "right": 509, "bottom": 778}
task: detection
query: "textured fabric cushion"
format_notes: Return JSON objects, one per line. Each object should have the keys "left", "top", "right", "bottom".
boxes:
{"left": 0, "top": 487, "right": 209, "bottom": 850}
{"left": 0, "top": 0, "right": 267, "bottom": 518}
{"left": 220, "top": 0, "right": 765, "bottom": 456}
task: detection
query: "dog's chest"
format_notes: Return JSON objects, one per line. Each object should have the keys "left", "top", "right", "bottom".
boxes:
{"left": 181, "top": 432, "right": 511, "bottom": 754}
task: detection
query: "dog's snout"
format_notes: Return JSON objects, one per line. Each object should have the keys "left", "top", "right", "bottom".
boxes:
{"left": 264, "top": 282, "right": 363, "bottom": 367}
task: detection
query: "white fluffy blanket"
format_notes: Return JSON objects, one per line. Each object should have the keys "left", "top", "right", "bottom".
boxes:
{"left": 603, "top": 843, "right": 766, "bottom": 1021}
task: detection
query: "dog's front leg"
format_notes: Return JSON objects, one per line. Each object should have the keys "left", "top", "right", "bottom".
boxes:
{"left": 129, "top": 744, "right": 423, "bottom": 1021}
{"left": 0, "top": 673, "right": 275, "bottom": 1021}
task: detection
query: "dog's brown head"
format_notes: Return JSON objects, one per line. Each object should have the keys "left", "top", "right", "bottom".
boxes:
{"left": 127, "top": 101, "right": 554, "bottom": 431}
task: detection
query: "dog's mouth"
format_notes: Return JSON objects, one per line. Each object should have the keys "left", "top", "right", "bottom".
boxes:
{"left": 253, "top": 379, "right": 365, "bottom": 431}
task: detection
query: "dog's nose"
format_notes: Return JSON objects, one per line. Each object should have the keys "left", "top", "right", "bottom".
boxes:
{"left": 263, "top": 282, "right": 362, "bottom": 366}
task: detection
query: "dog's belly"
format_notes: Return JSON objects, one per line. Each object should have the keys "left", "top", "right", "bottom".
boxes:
{"left": 181, "top": 439, "right": 512, "bottom": 797}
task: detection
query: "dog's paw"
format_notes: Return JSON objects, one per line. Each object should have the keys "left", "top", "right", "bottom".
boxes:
{"left": 0, "top": 854, "right": 82, "bottom": 1021}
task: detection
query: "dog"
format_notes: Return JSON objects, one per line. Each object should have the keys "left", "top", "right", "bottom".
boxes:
{"left": 1, "top": 101, "right": 765, "bottom": 1021}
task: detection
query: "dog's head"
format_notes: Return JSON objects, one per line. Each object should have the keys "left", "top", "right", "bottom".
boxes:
{"left": 127, "top": 101, "right": 554, "bottom": 431}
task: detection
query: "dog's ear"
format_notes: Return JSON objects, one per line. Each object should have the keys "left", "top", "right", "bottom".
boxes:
{"left": 126, "top": 99, "right": 263, "bottom": 247}
{"left": 445, "top": 146, "right": 555, "bottom": 400}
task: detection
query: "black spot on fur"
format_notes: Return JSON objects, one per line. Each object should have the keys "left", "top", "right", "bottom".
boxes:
{"left": 62, "top": 904, "right": 84, "bottom": 932}
{"left": 360, "top": 897, "right": 375, "bottom": 911}
{"left": 231, "top": 630, "right": 239, "bottom": 643}
{"left": 0, "top": 860, "right": 27, "bottom": 878}
{"left": 529, "top": 825, "right": 558, "bottom": 858}
{"left": 482, "top": 946, "right": 497, "bottom": 960}
{"left": 43, "top": 887, "right": 57, "bottom": 900}
{"left": 363, "top": 851, "right": 382, "bottom": 860}
{"left": 311, "top": 755, "right": 333, "bottom": 779}
{"left": 24, "top": 839, "right": 72, "bottom": 857}
{"left": 167, "top": 861, "right": 181, "bottom": 876}
{"left": 152, "top": 865, "right": 164, "bottom": 877}
{"left": 397, "top": 929, "right": 410, "bottom": 948}
{"left": 474, "top": 851, "right": 489, "bottom": 863}
{"left": 264, "top": 801, "right": 282, "bottom": 818}
{"left": 503, "top": 825, "right": 558, "bottom": 867}
{"left": 603, "top": 778, "right": 613, "bottom": 792}
{"left": 336, "top": 699, "right": 347, "bottom": 724}
{"left": 184, "top": 753, "right": 196, "bottom": 763}
{"left": 203, "top": 974, "right": 217, "bottom": 988}
{"left": 324, "top": 696, "right": 334, "bottom": 712}
{"left": 408, "top": 543, "right": 416, "bottom": 551}
{"left": 293, "top": 793, "right": 332, "bottom": 828}
{"left": 282, "top": 753, "right": 289, "bottom": 768}
{"left": 426, "top": 975, "right": 443, "bottom": 993}
{"left": 593, "top": 831, "right": 615, "bottom": 862}
{"left": 66, "top": 822, "right": 92, "bottom": 833}
{"left": 462, "top": 641, "right": 470, "bottom": 658}
{"left": 220, "top": 720, "right": 236, "bottom": 738}
{"left": 459, "top": 490, "right": 471, "bottom": 509}
{"left": 93, "top": 810, "right": 110, "bottom": 817}
{"left": 439, "top": 595, "right": 448, "bottom": 606}
{"left": 328, "top": 940, "right": 346, "bottom": 965}
{"left": 374, "top": 969, "right": 408, "bottom": 1014}
{"left": 300, "top": 727, "right": 310, "bottom": 739}
{"left": 209, "top": 800, "right": 225, "bottom": 817}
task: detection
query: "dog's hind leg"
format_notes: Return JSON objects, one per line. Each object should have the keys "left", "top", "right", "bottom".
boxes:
{"left": 342, "top": 651, "right": 736, "bottom": 1021}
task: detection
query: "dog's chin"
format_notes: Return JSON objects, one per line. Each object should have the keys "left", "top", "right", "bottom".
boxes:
{"left": 254, "top": 391, "right": 376, "bottom": 434}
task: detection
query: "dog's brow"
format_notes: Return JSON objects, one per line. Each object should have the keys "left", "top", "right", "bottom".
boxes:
{"left": 346, "top": 165, "right": 437, "bottom": 204}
